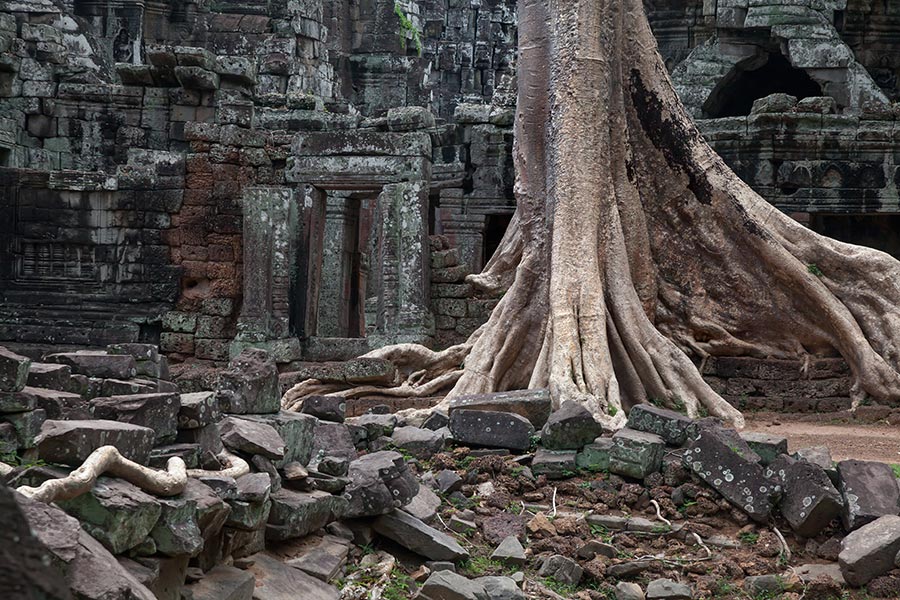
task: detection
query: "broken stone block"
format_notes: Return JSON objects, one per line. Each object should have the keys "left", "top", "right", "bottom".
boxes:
{"left": 391, "top": 426, "right": 445, "bottom": 459}
{"left": 615, "top": 582, "right": 645, "bottom": 600}
{"left": 345, "top": 413, "right": 397, "bottom": 439}
{"left": 839, "top": 515, "right": 900, "bottom": 587}
{"left": 0, "top": 346, "right": 30, "bottom": 392}
{"left": 449, "top": 409, "right": 535, "bottom": 451}
{"left": 44, "top": 351, "right": 137, "bottom": 380}
{"left": 150, "top": 444, "right": 200, "bottom": 469}
{"left": 609, "top": 428, "right": 665, "bottom": 479}
{"left": 219, "top": 416, "right": 286, "bottom": 461}
{"left": 538, "top": 554, "right": 583, "bottom": 586}
{"left": 682, "top": 424, "right": 780, "bottom": 522}
{"left": 576, "top": 437, "right": 613, "bottom": 472}
{"left": 420, "top": 570, "right": 487, "bottom": 600}
{"left": 226, "top": 494, "right": 271, "bottom": 531}
{"left": 373, "top": 510, "right": 469, "bottom": 561}
{"left": 387, "top": 106, "right": 436, "bottom": 131}
{"left": 26, "top": 363, "right": 71, "bottom": 391}
{"left": 780, "top": 460, "right": 843, "bottom": 538}
{"left": 0, "top": 422, "right": 17, "bottom": 455}
{"left": 300, "top": 395, "right": 346, "bottom": 423}
{"left": 310, "top": 421, "right": 358, "bottom": 464}
{"left": 176, "top": 422, "right": 225, "bottom": 456}
{"left": 58, "top": 477, "right": 162, "bottom": 554}
{"left": 284, "top": 534, "right": 350, "bottom": 582}
{"left": 266, "top": 489, "right": 348, "bottom": 541}
{"left": 28, "top": 386, "right": 89, "bottom": 419}
{"left": 646, "top": 578, "right": 692, "bottom": 599}
{"left": 36, "top": 419, "right": 156, "bottom": 466}
{"left": 150, "top": 496, "right": 202, "bottom": 557}
{"left": 740, "top": 432, "right": 788, "bottom": 465}
{"left": 0, "top": 387, "right": 37, "bottom": 413}
{"left": 343, "top": 450, "right": 419, "bottom": 517}
{"left": 403, "top": 483, "right": 442, "bottom": 522}
{"left": 90, "top": 392, "right": 180, "bottom": 443}
{"left": 106, "top": 343, "right": 159, "bottom": 362}
{"left": 239, "top": 411, "right": 316, "bottom": 466}
{"left": 448, "top": 389, "right": 552, "bottom": 428}
{"left": 531, "top": 448, "right": 578, "bottom": 479}
{"left": 3, "top": 408, "right": 46, "bottom": 449}
{"left": 449, "top": 514, "right": 476, "bottom": 534}
{"left": 491, "top": 535, "right": 527, "bottom": 566}
{"left": 627, "top": 404, "right": 693, "bottom": 446}
{"left": 215, "top": 348, "right": 280, "bottom": 414}
{"left": 436, "top": 469, "right": 463, "bottom": 494}
{"left": 184, "top": 564, "right": 254, "bottom": 600}
{"left": 178, "top": 392, "right": 220, "bottom": 429}
{"left": 751, "top": 93, "right": 798, "bottom": 114}
{"left": 245, "top": 552, "right": 340, "bottom": 599}
{"left": 837, "top": 460, "right": 900, "bottom": 531}
{"left": 476, "top": 576, "right": 524, "bottom": 600}
{"left": 99, "top": 379, "right": 157, "bottom": 397}
{"left": 540, "top": 401, "right": 605, "bottom": 450}
{"left": 278, "top": 359, "right": 396, "bottom": 389}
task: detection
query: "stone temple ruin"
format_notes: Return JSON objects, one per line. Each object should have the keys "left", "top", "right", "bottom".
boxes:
{"left": 5, "top": 1, "right": 900, "bottom": 600}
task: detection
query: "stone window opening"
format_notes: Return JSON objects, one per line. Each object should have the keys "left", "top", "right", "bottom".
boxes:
{"left": 704, "top": 53, "right": 825, "bottom": 118}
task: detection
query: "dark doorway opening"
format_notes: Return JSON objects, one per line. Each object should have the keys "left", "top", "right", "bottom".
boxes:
{"left": 483, "top": 213, "right": 513, "bottom": 267}
{"left": 809, "top": 214, "right": 900, "bottom": 260}
{"left": 706, "top": 53, "right": 824, "bottom": 118}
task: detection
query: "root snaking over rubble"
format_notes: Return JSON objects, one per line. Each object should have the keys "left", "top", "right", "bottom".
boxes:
{"left": 285, "top": 0, "right": 900, "bottom": 429}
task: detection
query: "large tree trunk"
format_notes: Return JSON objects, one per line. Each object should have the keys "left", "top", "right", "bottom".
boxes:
{"left": 285, "top": 0, "right": 900, "bottom": 429}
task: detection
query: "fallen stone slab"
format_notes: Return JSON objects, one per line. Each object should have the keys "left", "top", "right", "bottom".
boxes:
{"left": 299, "top": 395, "right": 346, "bottom": 423}
{"left": 541, "top": 401, "right": 605, "bottom": 450}
{"left": 491, "top": 535, "right": 527, "bottom": 566}
{"left": 392, "top": 425, "right": 445, "bottom": 459}
{"left": 436, "top": 469, "right": 463, "bottom": 494}
{"left": 0, "top": 346, "right": 30, "bottom": 392}
{"left": 28, "top": 386, "right": 89, "bottom": 420}
{"left": 609, "top": 428, "right": 665, "bottom": 479}
{"left": 219, "top": 417, "right": 286, "bottom": 461}
{"left": 373, "top": 509, "right": 469, "bottom": 561}
{"left": 266, "top": 489, "right": 348, "bottom": 541}
{"left": 2, "top": 407, "right": 46, "bottom": 448}
{"left": 246, "top": 552, "right": 340, "bottom": 600}
{"left": 646, "top": 578, "right": 692, "bottom": 599}
{"left": 0, "top": 387, "right": 37, "bottom": 413}
{"left": 538, "top": 554, "right": 583, "bottom": 586}
{"left": 215, "top": 348, "right": 280, "bottom": 414}
{"left": 837, "top": 460, "right": 900, "bottom": 530}
{"left": 44, "top": 351, "right": 136, "bottom": 380}
{"left": 839, "top": 514, "right": 900, "bottom": 586}
{"left": 184, "top": 564, "right": 254, "bottom": 600}
{"left": 403, "top": 484, "right": 442, "bottom": 522}
{"left": 577, "top": 437, "right": 613, "bottom": 472}
{"left": 419, "top": 570, "right": 487, "bottom": 600}
{"left": 780, "top": 460, "right": 843, "bottom": 537}
{"left": 448, "top": 389, "right": 552, "bottom": 428}
{"left": 151, "top": 495, "right": 202, "bottom": 557}
{"left": 793, "top": 563, "right": 845, "bottom": 585}
{"left": 345, "top": 414, "right": 397, "bottom": 439}
{"left": 449, "top": 409, "right": 534, "bottom": 451}
{"left": 310, "top": 421, "right": 359, "bottom": 464}
{"left": 99, "top": 378, "right": 157, "bottom": 397}
{"left": 615, "top": 582, "right": 645, "bottom": 600}
{"left": 36, "top": 419, "right": 156, "bottom": 465}
{"left": 239, "top": 412, "right": 316, "bottom": 466}
{"left": 531, "top": 448, "right": 577, "bottom": 479}
{"left": 343, "top": 451, "right": 419, "bottom": 517}
{"left": 26, "top": 362, "right": 71, "bottom": 391}
{"left": 740, "top": 432, "right": 788, "bottom": 465}
{"left": 279, "top": 358, "right": 396, "bottom": 388}
{"left": 794, "top": 446, "right": 838, "bottom": 484}
{"left": 627, "top": 404, "right": 693, "bottom": 446}
{"left": 150, "top": 443, "right": 200, "bottom": 469}
{"left": 284, "top": 534, "right": 350, "bottom": 582}
{"left": 178, "top": 391, "right": 221, "bottom": 429}
{"left": 90, "top": 392, "right": 180, "bottom": 443}
{"left": 476, "top": 576, "right": 524, "bottom": 600}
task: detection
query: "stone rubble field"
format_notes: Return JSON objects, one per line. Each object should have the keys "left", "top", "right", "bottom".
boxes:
{"left": 3, "top": 345, "right": 900, "bottom": 599}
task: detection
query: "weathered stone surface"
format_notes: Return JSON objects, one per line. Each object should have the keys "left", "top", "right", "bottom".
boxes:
{"left": 58, "top": 477, "right": 162, "bottom": 554}
{"left": 45, "top": 351, "right": 136, "bottom": 380}
{"left": 185, "top": 565, "right": 254, "bottom": 600}
{"left": 538, "top": 554, "right": 582, "bottom": 586}
{"left": 616, "top": 582, "right": 645, "bottom": 600}
{"left": 26, "top": 363, "right": 72, "bottom": 391}
{"left": 780, "top": 460, "right": 843, "bottom": 537}
{"left": 449, "top": 409, "right": 534, "bottom": 451}
{"left": 239, "top": 412, "right": 316, "bottom": 466}
{"left": 837, "top": 460, "right": 900, "bottom": 530}
{"left": 576, "top": 437, "right": 613, "bottom": 472}
{"left": 491, "top": 535, "right": 527, "bottom": 566}
{"left": 90, "top": 392, "right": 180, "bottom": 443}
{"left": 419, "top": 570, "right": 487, "bottom": 600}
{"left": 149, "top": 444, "right": 200, "bottom": 469}
{"left": 740, "top": 432, "right": 788, "bottom": 465}
{"left": 37, "top": 419, "right": 156, "bottom": 466}
{"left": 627, "top": 404, "right": 693, "bottom": 446}
{"left": 392, "top": 425, "right": 445, "bottom": 459}
{"left": 609, "top": 428, "right": 665, "bottom": 479}
{"left": 299, "top": 395, "right": 346, "bottom": 422}
{"left": 3, "top": 407, "right": 46, "bottom": 448}
{"left": 343, "top": 450, "right": 418, "bottom": 517}
{"left": 345, "top": 413, "right": 397, "bottom": 439}
{"left": 373, "top": 509, "right": 469, "bottom": 561}
{"left": 266, "top": 489, "right": 347, "bottom": 541}
{"left": 0, "top": 387, "right": 37, "bottom": 413}
{"left": 215, "top": 348, "right": 280, "bottom": 414}
{"left": 531, "top": 448, "right": 577, "bottom": 479}
{"left": 310, "top": 421, "right": 359, "bottom": 464}
{"left": 245, "top": 552, "right": 340, "bottom": 599}
{"left": 448, "top": 389, "right": 552, "bottom": 428}
{"left": 682, "top": 424, "right": 780, "bottom": 522}
{"left": 0, "top": 347, "right": 30, "bottom": 392}
{"left": 17, "top": 492, "right": 155, "bottom": 600}
{"left": 279, "top": 359, "right": 396, "bottom": 388}
{"left": 150, "top": 495, "right": 202, "bottom": 557}
{"left": 219, "top": 416, "right": 286, "bottom": 460}
{"left": 541, "top": 401, "right": 604, "bottom": 450}
{"left": 403, "top": 484, "right": 442, "bottom": 522}
{"left": 839, "top": 515, "right": 900, "bottom": 587}
{"left": 28, "top": 386, "right": 89, "bottom": 420}
{"left": 0, "top": 422, "right": 17, "bottom": 455}
{"left": 646, "top": 578, "right": 692, "bottom": 599}
{"left": 476, "top": 576, "right": 523, "bottom": 600}
{"left": 178, "top": 391, "right": 220, "bottom": 429}
{"left": 284, "top": 534, "right": 350, "bottom": 582}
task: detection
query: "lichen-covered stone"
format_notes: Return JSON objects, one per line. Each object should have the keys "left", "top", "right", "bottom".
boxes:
{"left": 448, "top": 389, "right": 552, "bottom": 428}
{"left": 219, "top": 416, "right": 286, "bottom": 461}
{"left": 44, "top": 352, "right": 137, "bottom": 380}
{"left": 0, "top": 346, "right": 30, "bottom": 392}
{"left": 237, "top": 411, "right": 316, "bottom": 466}
{"left": 178, "top": 391, "right": 220, "bottom": 429}
{"left": 627, "top": 404, "right": 693, "bottom": 446}
{"left": 266, "top": 489, "right": 348, "bottom": 541}
{"left": 150, "top": 496, "right": 202, "bottom": 557}
{"left": 779, "top": 460, "right": 843, "bottom": 537}
{"left": 740, "top": 432, "right": 788, "bottom": 465}
{"left": 215, "top": 348, "right": 280, "bottom": 415}
{"left": 343, "top": 450, "right": 419, "bottom": 518}
{"left": 531, "top": 448, "right": 578, "bottom": 479}
{"left": 90, "top": 392, "right": 180, "bottom": 443}
{"left": 837, "top": 460, "right": 900, "bottom": 531}
{"left": 36, "top": 419, "right": 156, "bottom": 466}
{"left": 609, "top": 429, "right": 665, "bottom": 479}
{"left": 449, "top": 409, "right": 534, "bottom": 451}
{"left": 540, "top": 401, "right": 605, "bottom": 450}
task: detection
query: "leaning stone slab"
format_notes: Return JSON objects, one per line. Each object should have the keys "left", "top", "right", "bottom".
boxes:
{"left": 682, "top": 424, "right": 780, "bottom": 522}
{"left": 839, "top": 514, "right": 900, "bottom": 587}
{"left": 36, "top": 419, "right": 156, "bottom": 466}
{"left": 403, "top": 484, "right": 442, "bottom": 522}
{"left": 448, "top": 389, "right": 552, "bottom": 428}
{"left": 150, "top": 496, "right": 202, "bottom": 557}
{"left": 3, "top": 408, "right": 47, "bottom": 449}
{"left": 837, "top": 460, "right": 900, "bottom": 531}
{"left": 310, "top": 421, "right": 358, "bottom": 464}
{"left": 219, "top": 416, "right": 286, "bottom": 461}
{"left": 0, "top": 346, "right": 30, "bottom": 392}
{"left": 343, "top": 450, "right": 419, "bottom": 518}
{"left": 779, "top": 460, "right": 843, "bottom": 538}
{"left": 44, "top": 351, "right": 136, "bottom": 380}
{"left": 449, "top": 409, "right": 534, "bottom": 451}
{"left": 373, "top": 509, "right": 469, "bottom": 561}
{"left": 609, "top": 428, "right": 665, "bottom": 479}
{"left": 215, "top": 348, "right": 280, "bottom": 414}
{"left": 740, "top": 432, "right": 788, "bottom": 466}
{"left": 239, "top": 411, "right": 316, "bottom": 466}
{"left": 540, "top": 401, "right": 604, "bottom": 450}
{"left": 58, "top": 477, "right": 162, "bottom": 554}
{"left": 627, "top": 404, "right": 693, "bottom": 446}
{"left": 266, "top": 489, "right": 348, "bottom": 541}
{"left": 90, "top": 392, "right": 180, "bottom": 443}
{"left": 247, "top": 552, "right": 340, "bottom": 600}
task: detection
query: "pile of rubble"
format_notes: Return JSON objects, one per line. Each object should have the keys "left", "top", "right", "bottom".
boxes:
{"left": 4, "top": 345, "right": 900, "bottom": 599}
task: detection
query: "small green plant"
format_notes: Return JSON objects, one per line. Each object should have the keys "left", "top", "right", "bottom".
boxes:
{"left": 608, "top": 404, "right": 618, "bottom": 417}
{"left": 739, "top": 531, "right": 760, "bottom": 545}
{"left": 543, "top": 577, "right": 579, "bottom": 596}
{"left": 393, "top": 2, "right": 423, "bottom": 56}
{"left": 651, "top": 524, "right": 672, "bottom": 534}
{"left": 678, "top": 500, "right": 697, "bottom": 515}
{"left": 359, "top": 543, "right": 377, "bottom": 556}
{"left": 529, "top": 434, "right": 541, "bottom": 450}
{"left": 807, "top": 263, "right": 824, "bottom": 277}
{"left": 463, "top": 556, "right": 505, "bottom": 576}
{"left": 383, "top": 571, "right": 414, "bottom": 600}
{"left": 891, "top": 464, "right": 900, "bottom": 479}
{"left": 714, "top": 579, "right": 737, "bottom": 597}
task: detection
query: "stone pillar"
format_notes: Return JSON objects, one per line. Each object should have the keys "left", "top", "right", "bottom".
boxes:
{"left": 317, "top": 193, "right": 359, "bottom": 338}
{"left": 370, "top": 181, "right": 433, "bottom": 346}
{"left": 231, "top": 186, "right": 302, "bottom": 361}
{"left": 438, "top": 189, "right": 487, "bottom": 273}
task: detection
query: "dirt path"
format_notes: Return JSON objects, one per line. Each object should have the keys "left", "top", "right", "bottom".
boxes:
{"left": 744, "top": 415, "right": 900, "bottom": 463}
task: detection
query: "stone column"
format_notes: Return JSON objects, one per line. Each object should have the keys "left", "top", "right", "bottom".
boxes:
{"left": 316, "top": 193, "right": 358, "bottom": 337}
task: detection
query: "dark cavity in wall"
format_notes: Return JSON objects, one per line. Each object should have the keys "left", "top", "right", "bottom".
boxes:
{"left": 809, "top": 213, "right": 900, "bottom": 259}
{"left": 483, "top": 212, "right": 512, "bottom": 265}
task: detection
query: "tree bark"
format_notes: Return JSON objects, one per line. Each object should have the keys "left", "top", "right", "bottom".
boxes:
{"left": 285, "top": 0, "right": 900, "bottom": 428}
